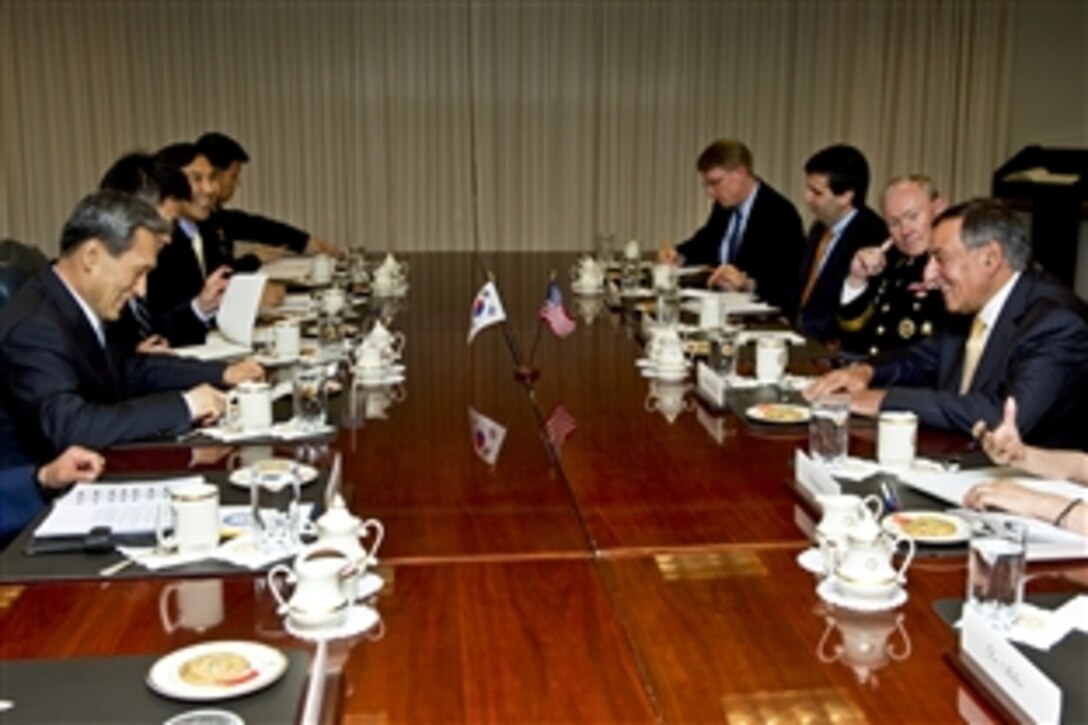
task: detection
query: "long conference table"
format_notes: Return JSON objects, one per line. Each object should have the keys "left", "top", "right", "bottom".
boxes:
{"left": 1, "top": 252, "right": 1083, "bottom": 722}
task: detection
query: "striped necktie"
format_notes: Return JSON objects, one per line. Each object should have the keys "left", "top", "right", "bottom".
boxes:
{"left": 130, "top": 297, "right": 154, "bottom": 339}
{"left": 801, "top": 228, "right": 833, "bottom": 306}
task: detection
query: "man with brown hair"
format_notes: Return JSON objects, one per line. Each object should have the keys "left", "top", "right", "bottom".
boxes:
{"left": 662, "top": 138, "right": 805, "bottom": 315}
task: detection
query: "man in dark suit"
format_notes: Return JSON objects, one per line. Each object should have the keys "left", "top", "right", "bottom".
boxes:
{"left": 0, "top": 191, "right": 263, "bottom": 468}
{"left": 99, "top": 151, "right": 194, "bottom": 353}
{"left": 805, "top": 199, "right": 1088, "bottom": 448}
{"left": 196, "top": 131, "right": 339, "bottom": 268}
{"left": 146, "top": 143, "right": 234, "bottom": 346}
{"left": 663, "top": 138, "right": 805, "bottom": 315}
{"left": 797, "top": 144, "right": 889, "bottom": 343}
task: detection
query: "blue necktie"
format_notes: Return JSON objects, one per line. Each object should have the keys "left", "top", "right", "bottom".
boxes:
{"left": 721, "top": 210, "right": 743, "bottom": 264}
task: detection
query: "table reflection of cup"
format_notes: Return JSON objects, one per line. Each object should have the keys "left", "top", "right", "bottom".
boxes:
{"left": 226, "top": 381, "right": 273, "bottom": 433}
{"left": 157, "top": 482, "right": 220, "bottom": 555}
{"left": 574, "top": 296, "right": 604, "bottom": 324}
{"left": 817, "top": 608, "right": 911, "bottom": 686}
{"left": 160, "top": 580, "right": 224, "bottom": 633}
{"left": 645, "top": 380, "right": 692, "bottom": 423}
{"left": 293, "top": 364, "right": 328, "bottom": 431}
{"left": 755, "top": 336, "right": 787, "bottom": 383}
{"left": 270, "top": 319, "right": 301, "bottom": 359}
{"left": 877, "top": 411, "right": 917, "bottom": 467}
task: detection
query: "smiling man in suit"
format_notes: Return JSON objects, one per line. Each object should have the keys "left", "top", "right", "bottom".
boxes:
{"left": 805, "top": 198, "right": 1088, "bottom": 447}
{"left": 662, "top": 138, "right": 805, "bottom": 315}
{"left": 145, "top": 142, "right": 234, "bottom": 346}
{"left": 0, "top": 191, "right": 262, "bottom": 468}
{"left": 797, "top": 144, "right": 889, "bottom": 343}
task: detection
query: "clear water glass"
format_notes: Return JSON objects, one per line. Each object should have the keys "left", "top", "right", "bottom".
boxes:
{"left": 967, "top": 519, "right": 1027, "bottom": 630}
{"left": 809, "top": 394, "right": 850, "bottom": 468}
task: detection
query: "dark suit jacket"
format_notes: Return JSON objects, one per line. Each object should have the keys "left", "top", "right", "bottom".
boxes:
{"left": 0, "top": 267, "right": 227, "bottom": 467}
{"left": 797, "top": 205, "right": 888, "bottom": 342}
{"left": 208, "top": 208, "right": 309, "bottom": 253}
{"left": 873, "top": 270, "right": 1088, "bottom": 448}
{"left": 676, "top": 181, "right": 806, "bottom": 315}
{"left": 145, "top": 225, "right": 224, "bottom": 346}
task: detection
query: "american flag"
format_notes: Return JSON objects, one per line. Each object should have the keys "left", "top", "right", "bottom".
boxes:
{"left": 543, "top": 403, "right": 577, "bottom": 451}
{"left": 539, "top": 281, "right": 576, "bottom": 338}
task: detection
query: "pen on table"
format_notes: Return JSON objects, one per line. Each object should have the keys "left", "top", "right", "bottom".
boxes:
{"left": 880, "top": 481, "right": 900, "bottom": 512}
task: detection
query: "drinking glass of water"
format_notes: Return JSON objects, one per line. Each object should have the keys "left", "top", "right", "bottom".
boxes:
{"left": 967, "top": 518, "right": 1027, "bottom": 630}
{"left": 809, "top": 393, "right": 849, "bottom": 468}
{"left": 293, "top": 363, "right": 328, "bottom": 431}
{"left": 250, "top": 469, "right": 302, "bottom": 555}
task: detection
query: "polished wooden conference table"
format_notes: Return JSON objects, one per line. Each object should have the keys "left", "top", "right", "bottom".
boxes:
{"left": 1, "top": 252, "right": 1082, "bottom": 722}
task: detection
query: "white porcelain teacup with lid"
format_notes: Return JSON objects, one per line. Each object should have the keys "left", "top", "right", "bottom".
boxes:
{"left": 834, "top": 514, "right": 915, "bottom": 600}
{"left": 267, "top": 545, "right": 358, "bottom": 629}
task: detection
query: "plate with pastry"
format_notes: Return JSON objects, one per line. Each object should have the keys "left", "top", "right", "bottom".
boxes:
{"left": 744, "top": 403, "right": 810, "bottom": 424}
{"left": 147, "top": 640, "right": 288, "bottom": 701}
{"left": 881, "top": 511, "right": 971, "bottom": 544}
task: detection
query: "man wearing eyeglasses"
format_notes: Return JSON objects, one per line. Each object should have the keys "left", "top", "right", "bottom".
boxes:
{"left": 661, "top": 138, "right": 805, "bottom": 316}
{"left": 835, "top": 175, "right": 949, "bottom": 357}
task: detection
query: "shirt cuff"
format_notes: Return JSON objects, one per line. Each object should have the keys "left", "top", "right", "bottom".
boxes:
{"left": 841, "top": 280, "right": 867, "bottom": 305}
{"left": 190, "top": 299, "right": 216, "bottom": 325}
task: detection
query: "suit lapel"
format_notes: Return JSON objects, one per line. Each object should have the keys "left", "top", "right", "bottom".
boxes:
{"left": 967, "top": 275, "right": 1030, "bottom": 394}
{"left": 40, "top": 268, "right": 121, "bottom": 396}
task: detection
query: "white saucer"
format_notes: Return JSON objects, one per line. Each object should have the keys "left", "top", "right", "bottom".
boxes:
{"left": 353, "top": 369, "right": 407, "bottom": 386}
{"left": 571, "top": 282, "right": 605, "bottom": 296}
{"left": 228, "top": 460, "right": 320, "bottom": 488}
{"left": 146, "top": 640, "right": 288, "bottom": 702}
{"left": 796, "top": 548, "right": 826, "bottom": 575}
{"left": 640, "top": 366, "right": 689, "bottom": 382}
{"left": 284, "top": 604, "right": 381, "bottom": 642}
{"left": 253, "top": 353, "right": 300, "bottom": 368}
{"left": 356, "top": 571, "right": 384, "bottom": 600}
{"left": 372, "top": 283, "right": 408, "bottom": 297}
{"left": 816, "top": 578, "right": 908, "bottom": 612}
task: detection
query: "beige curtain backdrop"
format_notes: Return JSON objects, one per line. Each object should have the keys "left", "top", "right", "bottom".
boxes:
{"left": 0, "top": 0, "right": 1011, "bottom": 254}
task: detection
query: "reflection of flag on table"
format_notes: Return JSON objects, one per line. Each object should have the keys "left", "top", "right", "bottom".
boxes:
{"left": 467, "top": 281, "right": 507, "bottom": 344}
{"left": 468, "top": 406, "right": 507, "bottom": 465}
{"left": 543, "top": 403, "right": 577, "bottom": 451}
{"left": 539, "top": 281, "right": 576, "bottom": 338}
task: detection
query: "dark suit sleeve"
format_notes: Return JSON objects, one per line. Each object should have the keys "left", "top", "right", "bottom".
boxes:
{"left": 745, "top": 193, "right": 806, "bottom": 316}
{"left": 218, "top": 209, "right": 310, "bottom": 253}
{"left": 879, "top": 304, "right": 1088, "bottom": 438}
{"left": 870, "top": 334, "right": 942, "bottom": 389}
{"left": 1, "top": 317, "right": 201, "bottom": 453}
{"left": 122, "top": 353, "right": 227, "bottom": 396}
{"left": 154, "top": 302, "right": 211, "bottom": 347}
{"left": 675, "top": 206, "right": 725, "bottom": 267}
{"left": 0, "top": 464, "right": 44, "bottom": 541}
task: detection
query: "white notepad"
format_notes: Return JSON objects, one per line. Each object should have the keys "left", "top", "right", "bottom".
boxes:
{"left": 33, "top": 476, "right": 203, "bottom": 538}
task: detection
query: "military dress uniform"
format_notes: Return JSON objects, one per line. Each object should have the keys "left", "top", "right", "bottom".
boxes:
{"left": 835, "top": 248, "right": 946, "bottom": 357}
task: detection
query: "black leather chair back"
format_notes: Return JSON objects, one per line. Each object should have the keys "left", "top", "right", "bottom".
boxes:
{"left": 0, "top": 239, "right": 47, "bottom": 308}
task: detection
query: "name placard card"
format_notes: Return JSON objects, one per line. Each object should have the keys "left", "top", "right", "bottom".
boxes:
{"left": 961, "top": 606, "right": 1062, "bottom": 723}
{"left": 794, "top": 450, "right": 841, "bottom": 498}
{"left": 695, "top": 362, "right": 726, "bottom": 408}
